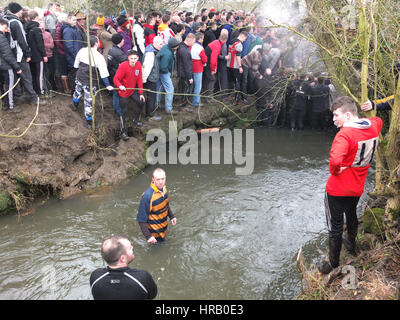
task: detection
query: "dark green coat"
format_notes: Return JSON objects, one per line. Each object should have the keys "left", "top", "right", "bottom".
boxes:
{"left": 158, "top": 43, "right": 175, "bottom": 74}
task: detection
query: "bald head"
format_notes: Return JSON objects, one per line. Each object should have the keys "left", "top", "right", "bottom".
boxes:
{"left": 172, "top": 15, "right": 181, "bottom": 24}
{"left": 219, "top": 29, "right": 228, "bottom": 43}
{"left": 101, "top": 235, "right": 131, "bottom": 266}
{"left": 152, "top": 168, "right": 166, "bottom": 179}
{"left": 153, "top": 36, "right": 164, "bottom": 50}
{"left": 152, "top": 168, "right": 166, "bottom": 190}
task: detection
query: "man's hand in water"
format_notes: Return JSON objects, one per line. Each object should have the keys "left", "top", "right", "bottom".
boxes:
{"left": 147, "top": 236, "right": 157, "bottom": 244}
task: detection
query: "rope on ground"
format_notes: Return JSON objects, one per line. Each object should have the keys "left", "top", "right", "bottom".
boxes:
{"left": 0, "top": 98, "right": 40, "bottom": 139}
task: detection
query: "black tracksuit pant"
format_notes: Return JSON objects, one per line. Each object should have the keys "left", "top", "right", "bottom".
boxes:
{"left": 325, "top": 192, "right": 360, "bottom": 241}
{"left": 119, "top": 91, "right": 145, "bottom": 122}
{"left": 144, "top": 81, "right": 157, "bottom": 117}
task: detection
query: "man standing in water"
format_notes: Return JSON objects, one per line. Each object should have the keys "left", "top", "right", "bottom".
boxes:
{"left": 90, "top": 235, "right": 157, "bottom": 299}
{"left": 137, "top": 168, "right": 177, "bottom": 244}
{"left": 318, "top": 96, "right": 382, "bottom": 274}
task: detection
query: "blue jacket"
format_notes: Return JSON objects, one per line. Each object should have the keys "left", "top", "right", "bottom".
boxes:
{"left": 241, "top": 33, "right": 255, "bottom": 58}
{"left": 222, "top": 24, "right": 233, "bottom": 44}
{"left": 62, "top": 23, "right": 83, "bottom": 69}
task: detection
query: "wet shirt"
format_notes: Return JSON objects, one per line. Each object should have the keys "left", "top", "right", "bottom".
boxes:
{"left": 90, "top": 266, "right": 157, "bottom": 300}
{"left": 137, "top": 184, "right": 174, "bottom": 240}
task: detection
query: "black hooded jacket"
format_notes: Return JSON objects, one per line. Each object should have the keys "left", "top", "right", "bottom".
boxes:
{"left": 25, "top": 20, "right": 46, "bottom": 63}
{"left": 310, "top": 82, "right": 330, "bottom": 113}
{"left": 0, "top": 31, "right": 20, "bottom": 71}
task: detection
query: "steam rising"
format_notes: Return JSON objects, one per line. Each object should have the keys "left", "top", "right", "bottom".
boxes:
{"left": 261, "top": 0, "right": 325, "bottom": 72}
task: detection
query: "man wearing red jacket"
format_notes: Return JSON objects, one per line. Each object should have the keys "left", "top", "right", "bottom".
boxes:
{"left": 203, "top": 32, "right": 228, "bottom": 96}
{"left": 114, "top": 50, "right": 146, "bottom": 140}
{"left": 190, "top": 32, "right": 208, "bottom": 107}
{"left": 318, "top": 96, "right": 382, "bottom": 274}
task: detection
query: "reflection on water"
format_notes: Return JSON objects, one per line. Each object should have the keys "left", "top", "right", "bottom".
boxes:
{"left": 0, "top": 128, "right": 374, "bottom": 299}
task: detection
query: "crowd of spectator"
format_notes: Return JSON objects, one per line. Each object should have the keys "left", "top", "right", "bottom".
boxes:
{"left": 0, "top": 2, "right": 337, "bottom": 138}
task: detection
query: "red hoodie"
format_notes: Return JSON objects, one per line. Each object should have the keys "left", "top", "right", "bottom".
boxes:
{"left": 113, "top": 60, "right": 144, "bottom": 97}
{"left": 326, "top": 117, "right": 382, "bottom": 197}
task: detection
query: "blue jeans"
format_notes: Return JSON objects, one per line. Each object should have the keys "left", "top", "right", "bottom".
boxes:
{"left": 157, "top": 72, "right": 174, "bottom": 111}
{"left": 190, "top": 72, "right": 202, "bottom": 106}
{"left": 113, "top": 90, "right": 122, "bottom": 116}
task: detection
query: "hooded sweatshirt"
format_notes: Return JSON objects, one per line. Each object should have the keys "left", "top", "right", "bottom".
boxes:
{"left": 25, "top": 20, "right": 46, "bottom": 63}
{"left": 326, "top": 117, "right": 383, "bottom": 197}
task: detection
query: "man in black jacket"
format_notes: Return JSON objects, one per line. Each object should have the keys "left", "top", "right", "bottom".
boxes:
{"left": 203, "top": 21, "right": 217, "bottom": 49}
{"left": 90, "top": 235, "right": 157, "bottom": 300}
{"left": 107, "top": 33, "right": 127, "bottom": 120}
{"left": 309, "top": 76, "right": 330, "bottom": 131}
{"left": 25, "top": 10, "right": 47, "bottom": 97}
{"left": 290, "top": 73, "right": 312, "bottom": 130}
{"left": 254, "top": 74, "right": 275, "bottom": 126}
{"left": 176, "top": 32, "right": 195, "bottom": 107}
{"left": 0, "top": 17, "right": 22, "bottom": 112}
{"left": 4, "top": 2, "right": 45, "bottom": 106}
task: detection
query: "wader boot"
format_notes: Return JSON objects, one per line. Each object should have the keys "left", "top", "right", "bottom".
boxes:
{"left": 343, "top": 231, "right": 358, "bottom": 256}
{"left": 120, "top": 116, "right": 129, "bottom": 141}
{"left": 234, "top": 93, "right": 240, "bottom": 105}
{"left": 86, "top": 119, "right": 99, "bottom": 129}
{"left": 318, "top": 237, "right": 342, "bottom": 274}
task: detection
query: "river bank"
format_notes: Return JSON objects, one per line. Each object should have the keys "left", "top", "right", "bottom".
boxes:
{"left": 297, "top": 197, "right": 400, "bottom": 300}
{"left": 0, "top": 91, "right": 254, "bottom": 216}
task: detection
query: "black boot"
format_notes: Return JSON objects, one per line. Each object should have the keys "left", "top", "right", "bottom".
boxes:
{"left": 234, "top": 93, "right": 240, "bottom": 105}
{"left": 69, "top": 100, "right": 79, "bottom": 111}
{"left": 241, "top": 95, "right": 249, "bottom": 104}
{"left": 318, "top": 237, "right": 342, "bottom": 274}
{"left": 86, "top": 119, "right": 99, "bottom": 129}
{"left": 120, "top": 116, "right": 129, "bottom": 141}
{"left": 343, "top": 233, "right": 358, "bottom": 256}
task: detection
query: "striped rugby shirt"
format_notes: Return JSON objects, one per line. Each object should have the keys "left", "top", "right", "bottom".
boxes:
{"left": 137, "top": 183, "right": 175, "bottom": 240}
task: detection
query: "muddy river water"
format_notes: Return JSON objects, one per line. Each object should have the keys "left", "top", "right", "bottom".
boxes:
{"left": 0, "top": 128, "right": 374, "bottom": 299}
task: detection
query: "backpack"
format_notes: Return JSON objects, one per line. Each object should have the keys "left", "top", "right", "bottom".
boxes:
{"left": 5, "top": 18, "right": 25, "bottom": 62}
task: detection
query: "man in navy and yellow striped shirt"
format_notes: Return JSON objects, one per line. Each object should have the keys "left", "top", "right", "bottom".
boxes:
{"left": 137, "top": 168, "right": 177, "bottom": 244}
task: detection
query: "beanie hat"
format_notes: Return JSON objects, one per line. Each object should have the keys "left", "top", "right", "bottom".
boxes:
{"left": 112, "top": 33, "right": 124, "bottom": 45}
{"left": 8, "top": 2, "right": 23, "bottom": 14}
{"left": 104, "top": 18, "right": 114, "bottom": 28}
{"left": 168, "top": 37, "right": 180, "bottom": 48}
{"left": 192, "top": 22, "right": 201, "bottom": 31}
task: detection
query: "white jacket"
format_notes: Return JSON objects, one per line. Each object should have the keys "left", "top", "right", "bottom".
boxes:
{"left": 142, "top": 51, "right": 155, "bottom": 83}
{"left": 132, "top": 22, "right": 145, "bottom": 55}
